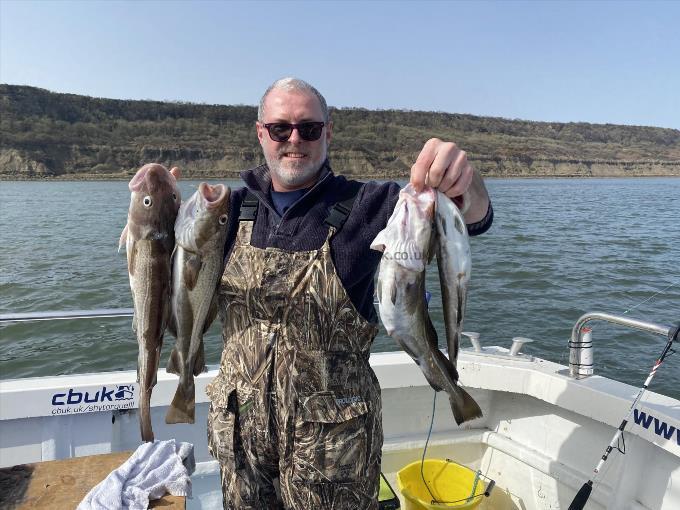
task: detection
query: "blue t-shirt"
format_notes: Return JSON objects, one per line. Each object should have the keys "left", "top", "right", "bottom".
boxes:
{"left": 270, "top": 188, "right": 310, "bottom": 216}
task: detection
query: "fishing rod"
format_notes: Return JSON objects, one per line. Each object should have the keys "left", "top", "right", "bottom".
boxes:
{"left": 568, "top": 321, "right": 680, "bottom": 510}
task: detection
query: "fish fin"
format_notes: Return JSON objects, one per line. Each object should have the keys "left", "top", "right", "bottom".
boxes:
{"left": 165, "top": 383, "right": 195, "bottom": 424}
{"left": 131, "top": 311, "right": 137, "bottom": 333}
{"left": 127, "top": 241, "right": 136, "bottom": 276}
{"left": 193, "top": 341, "right": 206, "bottom": 376}
{"left": 118, "top": 224, "right": 128, "bottom": 252}
{"left": 166, "top": 347, "right": 181, "bottom": 375}
{"left": 184, "top": 254, "right": 202, "bottom": 291}
{"left": 421, "top": 334, "right": 447, "bottom": 392}
{"left": 190, "top": 295, "right": 215, "bottom": 377}
{"left": 449, "top": 386, "right": 483, "bottom": 425}
{"left": 370, "top": 227, "right": 390, "bottom": 252}
{"left": 390, "top": 280, "right": 398, "bottom": 305}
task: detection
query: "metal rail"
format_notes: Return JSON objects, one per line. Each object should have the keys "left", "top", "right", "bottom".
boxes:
{"left": 569, "top": 311, "right": 674, "bottom": 379}
{"left": 0, "top": 308, "right": 134, "bottom": 323}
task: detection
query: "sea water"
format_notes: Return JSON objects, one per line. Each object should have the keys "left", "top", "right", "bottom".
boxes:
{"left": 0, "top": 177, "right": 678, "bottom": 399}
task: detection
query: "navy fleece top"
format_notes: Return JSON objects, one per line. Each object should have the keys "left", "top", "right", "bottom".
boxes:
{"left": 222, "top": 161, "right": 493, "bottom": 323}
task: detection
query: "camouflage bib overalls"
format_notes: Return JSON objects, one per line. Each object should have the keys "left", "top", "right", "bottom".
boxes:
{"left": 205, "top": 191, "right": 382, "bottom": 509}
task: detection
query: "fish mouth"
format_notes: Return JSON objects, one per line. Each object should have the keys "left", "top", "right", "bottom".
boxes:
{"left": 402, "top": 184, "right": 436, "bottom": 220}
{"left": 199, "top": 183, "right": 230, "bottom": 209}
{"left": 129, "top": 163, "right": 168, "bottom": 192}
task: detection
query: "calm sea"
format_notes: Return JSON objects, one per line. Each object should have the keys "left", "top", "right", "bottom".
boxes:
{"left": 1, "top": 178, "right": 678, "bottom": 400}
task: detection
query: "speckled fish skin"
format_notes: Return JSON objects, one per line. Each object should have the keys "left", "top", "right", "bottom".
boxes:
{"left": 166, "top": 183, "right": 231, "bottom": 424}
{"left": 371, "top": 183, "right": 482, "bottom": 425}
{"left": 121, "top": 163, "right": 181, "bottom": 442}
{"left": 435, "top": 191, "right": 471, "bottom": 372}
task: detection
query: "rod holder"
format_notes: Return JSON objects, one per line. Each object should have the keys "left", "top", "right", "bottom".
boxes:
{"left": 509, "top": 337, "right": 534, "bottom": 356}
{"left": 462, "top": 331, "right": 482, "bottom": 352}
{"left": 569, "top": 311, "right": 673, "bottom": 379}
{"left": 569, "top": 327, "right": 593, "bottom": 378}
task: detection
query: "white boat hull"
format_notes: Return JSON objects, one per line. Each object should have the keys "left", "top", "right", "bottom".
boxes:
{"left": 2, "top": 349, "right": 679, "bottom": 509}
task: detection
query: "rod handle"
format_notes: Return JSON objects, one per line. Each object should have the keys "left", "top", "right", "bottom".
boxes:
{"left": 568, "top": 481, "right": 593, "bottom": 510}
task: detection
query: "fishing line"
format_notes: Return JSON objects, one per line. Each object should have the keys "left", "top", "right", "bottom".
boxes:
{"left": 420, "top": 392, "right": 490, "bottom": 506}
{"left": 420, "top": 390, "right": 438, "bottom": 502}
{"left": 621, "top": 279, "right": 678, "bottom": 315}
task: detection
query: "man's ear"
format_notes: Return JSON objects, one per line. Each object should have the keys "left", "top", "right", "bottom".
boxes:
{"left": 256, "top": 122, "right": 265, "bottom": 144}
{"left": 326, "top": 120, "right": 333, "bottom": 144}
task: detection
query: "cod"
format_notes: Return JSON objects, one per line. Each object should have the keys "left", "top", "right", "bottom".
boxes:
{"left": 371, "top": 184, "right": 482, "bottom": 425}
{"left": 166, "top": 183, "right": 231, "bottom": 424}
{"left": 120, "top": 163, "right": 181, "bottom": 442}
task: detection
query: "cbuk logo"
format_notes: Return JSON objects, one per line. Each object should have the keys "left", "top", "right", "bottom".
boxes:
{"left": 51, "top": 385, "right": 135, "bottom": 406}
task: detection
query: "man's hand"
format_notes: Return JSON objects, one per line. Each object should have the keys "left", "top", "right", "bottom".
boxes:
{"left": 410, "top": 138, "right": 471, "bottom": 198}
{"left": 410, "top": 138, "right": 490, "bottom": 224}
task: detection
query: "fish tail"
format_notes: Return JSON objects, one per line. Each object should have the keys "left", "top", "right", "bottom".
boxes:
{"left": 139, "top": 390, "right": 154, "bottom": 442}
{"left": 166, "top": 347, "right": 181, "bottom": 375}
{"left": 165, "top": 380, "right": 196, "bottom": 424}
{"left": 449, "top": 386, "right": 483, "bottom": 425}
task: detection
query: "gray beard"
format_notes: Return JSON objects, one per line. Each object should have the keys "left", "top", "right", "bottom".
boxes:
{"left": 265, "top": 154, "right": 324, "bottom": 189}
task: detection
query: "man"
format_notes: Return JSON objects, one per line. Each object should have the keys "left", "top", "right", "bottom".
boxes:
{"left": 205, "top": 77, "right": 492, "bottom": 509}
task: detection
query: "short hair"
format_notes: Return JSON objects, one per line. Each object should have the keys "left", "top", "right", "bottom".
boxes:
{"left": 258, "top": 77, "right": 329, "bottom": 122}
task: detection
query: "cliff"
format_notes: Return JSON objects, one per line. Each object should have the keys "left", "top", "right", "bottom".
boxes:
{"left": 1, "top": 84, "right": 679, "bottom": 179}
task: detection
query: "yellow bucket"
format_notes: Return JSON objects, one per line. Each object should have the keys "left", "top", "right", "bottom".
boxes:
{"left": 396, "top": 459, "right": 487, "bottom": 510}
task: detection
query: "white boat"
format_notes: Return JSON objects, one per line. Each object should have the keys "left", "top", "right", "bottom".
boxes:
{"left": 1, "top": 310, "right": 678, "bottom": 509}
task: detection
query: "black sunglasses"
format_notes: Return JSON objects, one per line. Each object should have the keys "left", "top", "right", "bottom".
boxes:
{"left": 263, "top": 122, "right": 325, "bottom": 142}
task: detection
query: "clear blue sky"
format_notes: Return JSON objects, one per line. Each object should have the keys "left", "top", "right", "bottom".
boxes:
{"left": 1, "top": 0, "right": 679, "bottom": 129}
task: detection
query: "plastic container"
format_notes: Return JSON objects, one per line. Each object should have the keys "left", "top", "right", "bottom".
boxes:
{"left": 396, "top": 459, "right": 487, "bottom": 510}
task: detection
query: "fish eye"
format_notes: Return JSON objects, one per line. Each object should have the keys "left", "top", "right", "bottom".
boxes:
{"left": 218, "top": 214, "right": 228, "bottom": 225}
{"left": 143, "top": 196, "right": 153, "bottom": 207}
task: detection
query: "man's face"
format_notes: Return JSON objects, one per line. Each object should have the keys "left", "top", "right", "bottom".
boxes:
{"left": 256, "top": 88, "right": 332, "bottom": 191}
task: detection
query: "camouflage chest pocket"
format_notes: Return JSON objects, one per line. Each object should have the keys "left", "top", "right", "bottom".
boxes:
{"left": 292, "top": 392, "right": 369, "bottom": 484}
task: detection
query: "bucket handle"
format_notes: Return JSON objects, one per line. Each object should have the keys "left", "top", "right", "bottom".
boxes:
{"left": 444, "top": 459, "right": 496, "bottom": 501}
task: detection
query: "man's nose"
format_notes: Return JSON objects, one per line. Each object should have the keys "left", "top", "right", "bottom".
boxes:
{"left": 287, "top": 126, "right": 303, "bottom": 143}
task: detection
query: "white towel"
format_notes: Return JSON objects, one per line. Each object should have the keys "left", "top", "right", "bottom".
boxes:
{"left": 77, "top": 439, "right": 195, "bottom": 510}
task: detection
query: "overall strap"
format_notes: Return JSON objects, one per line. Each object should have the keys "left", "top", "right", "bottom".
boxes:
{"left": 324, "top": 180, "right": 363, "bottom": 231}
{"left": 239, "top": 190, "right": 259, "bottom": 221}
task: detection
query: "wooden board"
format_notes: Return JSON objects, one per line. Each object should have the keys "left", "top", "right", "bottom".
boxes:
{"left": 0, "top": 451, "right": 185, "bottom": 509}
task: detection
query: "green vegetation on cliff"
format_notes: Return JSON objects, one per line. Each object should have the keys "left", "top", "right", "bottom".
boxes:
{"left": 1, "top": 84, "right": 679, "bottom": 178}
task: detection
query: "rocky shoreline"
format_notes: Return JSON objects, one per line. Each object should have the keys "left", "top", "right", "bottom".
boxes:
{"left": 2, "top": 169, "right": 679, "bottom": 182}
{"left": 4, "top": 85, "right": 679, "bottom": 184}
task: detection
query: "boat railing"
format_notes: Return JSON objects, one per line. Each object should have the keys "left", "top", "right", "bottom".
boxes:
{"left": 569, "top": 311, "right": 675, "bottom": 379}
{"left": 3, "top": 308, "right": 675, "bottom": 382}
{"left": 0, "top": 308, "right": 133, "bottom": 323}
